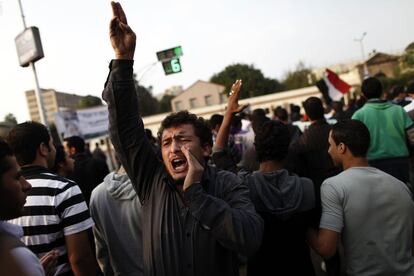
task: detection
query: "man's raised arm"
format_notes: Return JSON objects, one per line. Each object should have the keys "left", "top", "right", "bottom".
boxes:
{"left": 102, "top": 2, "right": 161, "bottom": 202}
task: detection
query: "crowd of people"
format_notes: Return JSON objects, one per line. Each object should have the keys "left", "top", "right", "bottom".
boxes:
{"left": 1, "top": 2, "right": 414, "bottom": 276}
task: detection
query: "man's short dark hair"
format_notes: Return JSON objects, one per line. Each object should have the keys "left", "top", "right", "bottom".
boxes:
{"left": 331, "top": 120, "right": 370, "bottom": 157}
{"left": 0, "top": 139, "right": 13, "bottom": 178}
{"left": 361, "top": 77, "right": 383, "bottom": 99}
{"left": 303, "top": 97, "right": 324, "bottom": 120}
{"left": 389, "top": 85, "right": 405, "bottom": 99}
{"left": 209, "top": 114, "right": 223, "bottom": 130}
{"left": 255, "top": 120, "right": 290, "bottom": 162}
{"left": 406, "top": 81, "right": 414, "bottom": 94}
{"left": 274, "top": 107, "right": 288, "bottom": 121}
{"left": 7, "top": 122, "right": 51, "bottom": 166}
{"left": 65, "top": 136, "right": 85, "bottom": 153}
{"left": 158, "top": 111, "right": 213, "bottom": 147}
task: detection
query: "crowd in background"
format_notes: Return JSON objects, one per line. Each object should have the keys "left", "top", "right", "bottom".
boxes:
{"left": 1, "top": 2, "right": 414, "bottom": 276}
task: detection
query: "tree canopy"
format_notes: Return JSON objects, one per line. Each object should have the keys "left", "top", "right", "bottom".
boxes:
{"left": 210, "top": 63, "right": 283, "bottom": 99}
{"left": 281, "top": 61, "right": 316, "bottom": 90}
{"left": 77, "top": 95, "right": 103, "bottom": 109}
{"left": 3, "top": 113, "right": 17, "bottom": 125}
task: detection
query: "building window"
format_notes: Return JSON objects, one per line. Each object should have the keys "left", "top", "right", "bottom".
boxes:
{"left": 220, "top": 93, "right": 227, "bottom": 104}
{"left": 204, "top": 95, "right": 213, "bottom": 106}
{"left": 189, "top": 98, "right": 197, "bottom": 109}
{"left": 174, "top": 101, "right": 183, "bottom": 111}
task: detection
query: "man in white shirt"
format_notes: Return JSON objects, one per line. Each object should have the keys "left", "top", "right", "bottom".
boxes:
{"left": 307, "top": 120, "right": 414, "bottom": 276}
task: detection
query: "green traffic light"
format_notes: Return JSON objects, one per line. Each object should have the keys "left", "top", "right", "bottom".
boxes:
{"left": 174, "top": 46, "right": 183, "bottom": 57}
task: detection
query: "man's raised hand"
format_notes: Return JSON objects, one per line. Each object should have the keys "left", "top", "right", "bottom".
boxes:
{"left": 226, "top": 79, "right": 248, "bottom": 115}
{"left": 110, "top": 2, "right": 136, "bottom": 60}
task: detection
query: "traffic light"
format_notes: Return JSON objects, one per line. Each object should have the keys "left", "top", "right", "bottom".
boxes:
{"left": 156, "top": 46, "right": 182, "bottom": 62}
{"left": 156, "top": 46, "right": 183, "bottom": 75}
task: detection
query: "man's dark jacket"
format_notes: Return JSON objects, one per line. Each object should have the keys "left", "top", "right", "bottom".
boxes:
{"left": 102, "top": 60, "right": 263, "bottom": 276}
{"left": 71, "top": 152, "right": 109, "bottom": 205}
{"left": 285, "top": 119, "right": 341, "bottom": 223}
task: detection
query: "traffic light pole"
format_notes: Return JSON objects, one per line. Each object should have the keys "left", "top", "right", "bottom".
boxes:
{"left": 17, "top": 0, "right": 48, "bottom": 125}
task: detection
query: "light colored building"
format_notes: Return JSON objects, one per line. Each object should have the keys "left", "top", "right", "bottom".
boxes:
{"left": 144, "top": 85, "right": 321, "bottom": 135}
{"left": 26, "top": 89, "right": 84, "bottom": 125}
{"left": 171, "top": 80, "right": 226, "bottom": 112}
{"left": 155, "top": 85, "right": 184, "bottom": 101}
{"left": 356, "top": 52, "right": 400, "bottom": 79}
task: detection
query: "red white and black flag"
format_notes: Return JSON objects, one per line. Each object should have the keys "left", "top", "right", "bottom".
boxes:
{"left": 316, "top": 69, "right": 352, "bottom": 104}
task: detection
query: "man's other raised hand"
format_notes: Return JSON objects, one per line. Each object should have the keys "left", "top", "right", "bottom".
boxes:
{"left": 110, "top": 1, "right": 136, "bottom": 60}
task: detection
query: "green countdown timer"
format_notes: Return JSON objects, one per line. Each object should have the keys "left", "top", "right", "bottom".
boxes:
{"left": 162, "top": 58, "right": 182, "bottom": 75}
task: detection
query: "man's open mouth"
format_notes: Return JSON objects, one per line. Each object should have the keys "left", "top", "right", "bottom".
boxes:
{"left": 171, "top": 158, "right": 188, "bottom": 172}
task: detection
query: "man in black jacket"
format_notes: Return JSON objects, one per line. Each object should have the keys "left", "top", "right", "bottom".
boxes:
{"left": 65, "top": 136, "right": 109, "bottom": 205}
{"left": 102, "top": 2, "right": 263, "bottom": 276}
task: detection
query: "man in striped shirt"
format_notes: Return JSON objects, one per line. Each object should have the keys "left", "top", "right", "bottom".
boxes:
{"left": 7, "top": 122, "right": 96, "bottom": 276}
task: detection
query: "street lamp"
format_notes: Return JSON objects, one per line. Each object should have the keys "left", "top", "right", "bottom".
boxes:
{"left": 354, "top": 32, "right": 369, "bottom": 77}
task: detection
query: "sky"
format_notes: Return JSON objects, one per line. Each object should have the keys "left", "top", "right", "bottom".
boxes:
{"left": 0, "top": 0, "right": 413, "bottom": 123}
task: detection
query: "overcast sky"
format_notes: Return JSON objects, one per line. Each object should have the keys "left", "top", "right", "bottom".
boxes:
{"left": 0, "top": 0, "right": 413, "bottom": 123}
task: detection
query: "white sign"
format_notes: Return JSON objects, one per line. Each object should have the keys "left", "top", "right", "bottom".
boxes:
{"left": 55, "top": 106, "right": 108, "bottom": 139}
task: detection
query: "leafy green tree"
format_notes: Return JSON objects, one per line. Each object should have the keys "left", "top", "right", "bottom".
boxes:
{"left": 210, "top": 63, "right": 283, "bottom": 99}
{"left": 400, "top": 49, "right": 414, "bottom": 73}
{"left": 133, "top": 73, "right": 160, "bottom": 116}
{"left": 158, "top": 94, "right": 174, "bottom": 113}
{"left": 4, "top": 113, "right": 17, "bottom": 125}
{"left": 77, "top": 95, "right": 103, "bottom": 109}
{"left": 282, "top": 61, "right": 316, "bottom": 90}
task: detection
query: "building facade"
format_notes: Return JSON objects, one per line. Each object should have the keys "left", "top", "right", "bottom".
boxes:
{"left": 26, "top": 89, "right": 85, "bottom": 125}
{"left": 171, "top": 80, "right": 226, "bottom": 112}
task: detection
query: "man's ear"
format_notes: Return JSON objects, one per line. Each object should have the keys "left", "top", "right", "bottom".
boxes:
{"left": 39, "top": 143, "right": 49, "bottom": 158}
{"left": 201, "top": 143, "right": 212, "bottom": 157}
{"left": 338, "top": 143, "right": 346, "bottom": 154}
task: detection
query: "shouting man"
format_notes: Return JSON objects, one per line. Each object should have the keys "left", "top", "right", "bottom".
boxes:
{"left": 102, "top": 2, "right": 263, "bottom": 275}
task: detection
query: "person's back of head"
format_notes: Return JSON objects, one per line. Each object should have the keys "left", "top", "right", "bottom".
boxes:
{"left": 6, "top": 121, "right": 54, "bottom": 167}
{"left": 303, "top": 97, "right": 324, "bottom": 121}
{"left": 331, "top": 120, "right": 370, "bottom": 158}
{"left": 274, "top": 108, "right": 288, "bottom": 123}
{"left": 231, "top": 115, "right": 242, "bottom": 132}
{"left": 406, "top": 81, "right": 414, "bottom": 95}
{"left": 255, "top": 121, "right": 290, "bottom": 163}
{"left": 361, "top": 77, "right": 383, "bottom": 99}
{"left": 252, "top": 108, "right": 266, "bottom": 119}
{"left": 145, "top": 129, "right": 156, "bottom": 144}
{"left": 209, "top": 114, "right": 223, "bottom": 131}
{"left": 390, "top": 85, "right": 405, "bottom": 100}
{"left": 64, "top": 136, "right": 85, "bottom": 156}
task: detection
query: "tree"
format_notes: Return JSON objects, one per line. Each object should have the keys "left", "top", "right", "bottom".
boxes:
{"left": 133, "top": 73, "right": 160, "bottom": 116}
{"left": 158, "top": 94, "right": 174, "bottom": 113}
{"left": 282, "top": 61, "right": 316, "bottom": 90}
{"left": 77, "top": 95, "right": 103, "bottom": 109}
{"left": 210, "top": 64, "right": 283, "bottom": 99}
{"left": 400, "top": 48, "right": 414, "bottom": 73}
{"left": 4, "top": 113, "right": 17, "bottom": 125}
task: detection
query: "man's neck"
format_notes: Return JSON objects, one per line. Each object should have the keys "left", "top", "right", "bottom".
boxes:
{"left": 259, "top": 160, "right": 283, "bottom": 173}
{"left": 23, "top": 158, "right": 48, "bottom": 169}
{"left": 342, "top": 156, "right": 369, "bottom": 171}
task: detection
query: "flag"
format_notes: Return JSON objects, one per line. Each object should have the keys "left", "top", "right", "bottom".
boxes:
{"left": 317, "top": 69, "right": 352, "bottom": 104}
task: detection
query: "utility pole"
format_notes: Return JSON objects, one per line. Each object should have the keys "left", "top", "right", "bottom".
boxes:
{"left": 17, "top": 0, "right": 47, "bottom": 125}
{"left": 354, "top": 32, "right": 369, "bottom": 78}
